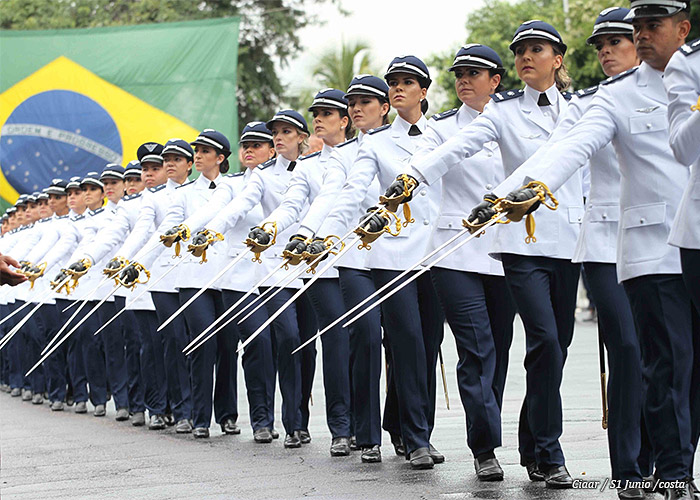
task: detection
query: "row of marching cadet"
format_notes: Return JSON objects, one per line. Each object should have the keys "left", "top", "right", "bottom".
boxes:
{"left": 1, "top": 2, "right": 699, "bottom": 498}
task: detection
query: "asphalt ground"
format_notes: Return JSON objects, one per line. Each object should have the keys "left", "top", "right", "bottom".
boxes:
{"left": 0, "top": 314, "right": 688, "bottom": 499}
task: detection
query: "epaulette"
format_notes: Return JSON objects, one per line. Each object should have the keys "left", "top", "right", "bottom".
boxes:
{"left": 602, "top": 67, "right": 638, "bottom": 86}
{"left": 367, "top": 124, "right": 391, "bottom": 135}
{"left": 123, "top": 193, "right": 141, "bottom": 202}
{"left": 258, "top": 158, "right": 276, "bottom": 170}
{"left": 561, "top": 91, "right": 573, "bottom": 101}
{"left": 224, "top": 171, "right": 244, "bottom": 178}
{"left": 299, "top": 151, "right": 321, "bottom": 162}
{"left": 431, "top": 108, "right": 458, "bottom": 121}
{"left": 176, "top": 179, "right": 195, "bottom": 189}
{"left": 492, "top": 89, "right": 524, "bottom": 102}
{"left": 336, "top": 137, "right": 358, "bottom": 148}
{"left": 71, "top": 214, "right": 85, "bottom": 222}
{"left": 680, "top": 37, "right": 700, "bottom": 56}
{"left": 576, "top": 85, "right": 599, "bottom": 99}
{"left": 149, "top": 184, "right": 166, "bottom": 193}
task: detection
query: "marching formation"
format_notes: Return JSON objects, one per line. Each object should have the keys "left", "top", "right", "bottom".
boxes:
{"left": 1, "top": 1, "right": 699, "bottom": 498}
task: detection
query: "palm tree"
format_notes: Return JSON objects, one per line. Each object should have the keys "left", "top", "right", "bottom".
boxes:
{"left": 311, "top": 40, "right": 376, "bottom": 91}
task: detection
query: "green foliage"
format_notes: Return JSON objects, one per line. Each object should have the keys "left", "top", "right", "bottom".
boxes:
{"left": 0, "top": 0, "right": 337, "bottom": 125}
{"left": 430, "top": 0, "right": 700, "bottom": 112}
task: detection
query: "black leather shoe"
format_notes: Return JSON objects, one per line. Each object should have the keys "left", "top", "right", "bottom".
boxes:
{"left": 361, "top": 445, "right": 382, "bottom": 463}
{"left": 131, "top": 411, "right": 145, "bottom": 426}
{"left": 543, "top": 465, "right": 573, "bottom": 489}
{"left": 349, "top": 436, "right": 359, "bottom": 451}
{"left": 525, "top": 462, "right": 545, "bottom": 482}
{"left": 390, "top": 433, "right": 405, "bottom": 456}
{"left": 330, "top": 437, "right": 351, "bottom": 457}
{"left": 284, "top": 431, "right": 302, "bottom": 449}
{"left": 164, "top": 413, "right": 175, "bottom": 426}
{"left": 175, "top": 419, "right": 193, "bottom": 434}
{"left": 254, "top": 427, "right": 273, "bottom": 443}
{"left": 618, "top": 486, "right": 644, "bottom": 499}
{"left": 221, "top": 418, "right": 241, "bottom": 435}
{"left": 148, "top": 414, "right": 165, "bottom": 430}
{"left": 409, "top": 447, "right": 434, "bottom": 470}
{"left": 429, "top": 444, "right": 445, "bottom": 464}
{"left": 689, "top": 478, "right": 699, "bottom": 499}
{"left": 664, "top": 484, "right": 691, "bottom": 499}
{"left": 271, "top": 428, "right": 280, "bottom": 440}
{"left": 298, "top": 429, "right": 311, "bottom": 444}
{"left": 193, "top": 427, "right": 210, "bottom": 438}
{"left": 475, "top": 457, "right": 504, "bottom": 481}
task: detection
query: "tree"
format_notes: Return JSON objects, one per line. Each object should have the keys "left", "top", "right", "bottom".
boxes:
{"left": 0, "top": 0, "right": 339, "bottom": 125}
{"left": 429, "top": 0, "right": 700, "bottom": 112}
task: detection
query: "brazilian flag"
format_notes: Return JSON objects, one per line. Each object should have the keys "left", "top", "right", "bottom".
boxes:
{"left": 0, "top": 18, "right": 239, "bottom": 208}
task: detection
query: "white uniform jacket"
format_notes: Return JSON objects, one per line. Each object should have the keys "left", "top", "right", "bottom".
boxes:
{"left": 324, "top": 115, "right": 442, "bottom": 271}
{"left": 413, "top": 104, "right": 504, "bottom": 275}
{"left": 665, "top": 39, "right": 700, "bottom": 250}
{"left": 262, "top": 144, "right": 341, "bottom": 279}
{"left": 117, "top": 179, "right": 183, "bottom": 293}
{"left": 46, "top": 211, "right": 94, "bottom": 300}
{"left": 410, "top": 84, "right": 584, "bottom": 260}
{"left": 506, "top": 63, "right": 688, "bottom": 281}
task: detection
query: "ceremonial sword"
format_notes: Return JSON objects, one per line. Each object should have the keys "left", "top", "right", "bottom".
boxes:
{"left": 342, "top": 216, "right": 506, "bottom": 330}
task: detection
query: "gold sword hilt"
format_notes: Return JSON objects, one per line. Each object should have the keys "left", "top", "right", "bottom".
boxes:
{"left": 379, "top": 173, "right": 418, "bottom": 227}
{"left": 245, "top": 221, "right": 277, "bottom": 263}
{"left": 354, "top": 208, "right": 402, "bottom": 251}
{"left": 187, "top": 229, "right": 224, "bottom": 264}
{"left": 115, "top": 262, "right": 151, "bottom": 291}
{"left": 301, "top": 235, "right": 345, "bottom": 274}
{"left": 161, "top": 224, "right": 191, "bottom": 258}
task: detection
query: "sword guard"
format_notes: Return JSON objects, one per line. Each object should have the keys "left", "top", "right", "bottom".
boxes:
{"left": 22, "top": 262, "right": 47, "bottom": 290}
{"left": 188, "top": 229, "right": 225, "bottom": 264}
{"left": 63, "top": 258, "right": 92, "bottom": 294}
{"left": 354, "top": 209, "right": 402, "bottom": 250}
{"left": 161, "top": 224, "right": 191, "bottom": 258}
{"left": 116, "top": 262, "right": 151, "bottom": 290}
{"left": 245, "top": 221, "right": 277, "bottom": 263}
{"left": 102, "top": 256, "right": 128, "bottom": 279}
{"left": 379, "top": 173, "right": 418, "bottom": 213}
{"left": 302, "top": 235, "right": 344, "bottom": 274}
{"left": 692, "top": 95, "right": 700, "bottom": 112}
{"left": 281, "top": 248, "right": 307, "bottom": 268}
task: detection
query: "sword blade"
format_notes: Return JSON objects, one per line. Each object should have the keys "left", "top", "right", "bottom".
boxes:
{"left": 237, "top": 235, "right": 359, "bottom": 354}
{"left": 156, "top": 250, "right": 250, "bottom": 332}
{"left": 0, "top": 301, "right": 45, "bottom": 352}
{"left": 28, "top": 284, "right": 123, "bottom": 377}
{"left": 438, "top": 347, "right": 450, "bottom": 410}
{"left": 182, "top": 259, "right": 290, "bottom": 355}
{"left": 41, "top": 288, "right": 94, "bottom": 355}
{"left": 0, "top": 300, "right": 34, "bottom": 327}
{"left": 93, "top": 255, "right": 193, "bottom": 337}
{"left": 342, "top": 216, "right": 505, "bottom": 330}
{"left": 62, "top": 274, "right": 112, "bottom": 313}
{"left": 292, "top": 226, "right": 475, "bottom": 355}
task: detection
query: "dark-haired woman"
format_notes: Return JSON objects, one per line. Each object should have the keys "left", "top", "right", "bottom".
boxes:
{"left": 320, "top": 56, "right": 444, "bottom": 469}
{"left": 410, "top": 22, "right": 583, "bottom": 487}
{"left": 410, "top": 44, "right": 516, "bottom": 481}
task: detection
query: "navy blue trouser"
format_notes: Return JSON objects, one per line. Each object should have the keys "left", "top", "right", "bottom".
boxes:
{"left": 97, "top": 300, "right": 129, "bottom": 410}
{"left": 303, "top": 277, "right": 351, "bottom": 439}
{"left": 6, "top": 301, "right": 25, "bottom": 389}
{"left": 79, "top": 301, "right": 109, "bottom": 406}
{"left": 584, "top": 262, "right": 652, "bottom": 481}
{"left": 132, "top": 308, "right": 167, "bottom": 415}
{"left": 371, "top": 269, "right": 441, "bottom": 456}
{"left": 681, "top": 249, "right": 700, "bottom": 316}
{"left": 382, "top": 344, "right": 401, "bottom": 437}
{"left": 152, "top": 291, "right": 192, "bottom": 422}
{"left": 222, "top": 289, "right": 275, "bottom": 431}
{"left": 262, "top": 287, "right": 302, "bottom": 435}
{"left": 624, "top": 273, "right": 700, "bottom": 481}
{"left": 681, "top": 249, "right": 700, "bottom": 473}
{"left": 180, "top": 288, "right": 237, "bottom": 429}
{"left": 53, "top": 299, "right": 88, "bottom": 404}
{"left": 431, "top": 268, "right": 515, "bottom": 457}
{"left": 339, "top": 267, "right": 382, "bottom": 447}
{"left": 114, "top": 296, "right": 145, "bottom": 413}
{"left": 500, "top": 254, "right": 579, "bottom": 469}
{"left": 296, "top": 293, "right": 317, "bottom": 432}
{"left": 27, "top": 305, "right": 53, "bottom": 394}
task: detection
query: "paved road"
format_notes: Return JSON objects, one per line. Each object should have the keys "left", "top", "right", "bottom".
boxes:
{"left": 0, "top": 318, "right": 681, "bottom": 499}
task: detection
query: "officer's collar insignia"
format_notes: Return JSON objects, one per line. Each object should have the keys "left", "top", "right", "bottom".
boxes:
{"left": 680, "top": 37, "right": 700, "bottom": 56}
{"left": 258, "top": 159, "right": 276, "bottom": 170}
{"left": 90, "top": 207, "right": 104, "bottom": 215}
{"left": 336, "top": 137, "right": 358, "bottom": 148}
{"left": 432, "top": 108, "right": 458, "bottom": 121}
{"left": 124, "top": 193, "right": 142, "bottom": 201}
{"left": 491, "top": 89, "right": 525, "bottom": 102}
{"left": 576, "top": 85, "right": 599, "bottom": 98}
{"left": 149, "top": 184, "right": 166, "bottom": 193}
{"left": 71, "top": 214, "right": 85, "bottom": 221}
{"left": 635, "top": 105, "right": 660, "bottom": 113}
{"left": 602, "top": 67, "right": 638, "bottom": 85}
{"left": 367, "top": 124, "right": 391, "bottom": 135}
{"left": 561, "top": 91, "right": 573, "bottom": 101}
{"left": 176, "top": 179, "right": 195, "bottom": 189}
{"left": 299, "top": 151, "right": 321, "bottom": 161}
